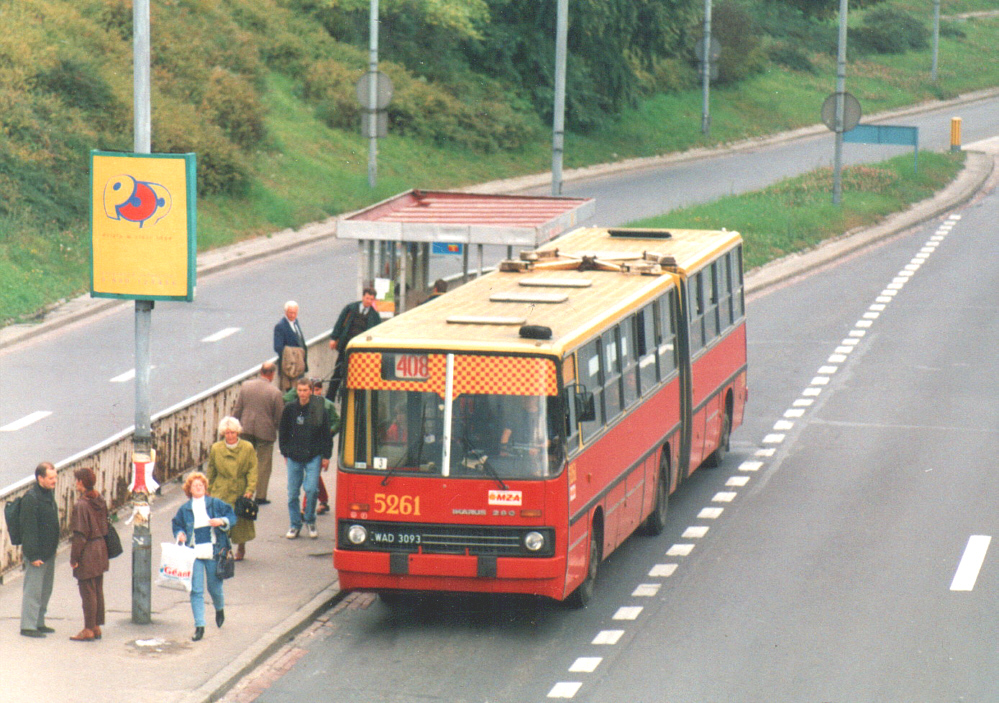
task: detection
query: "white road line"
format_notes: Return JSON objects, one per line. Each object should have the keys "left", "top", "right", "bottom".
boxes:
{"left": 111, "top": 369, "right": 136, "bottom": 383}
{"left": 649, "top": 564, "right": 678, "bottom": 577}
{"left": 683, "top": 526, "right": 710, "bottom": 538}
{"left": 667, "top": 543, "right": 694, "bottom": 556}
{"left": 738, "top": 460, "right": 763, "bottom": 471}
{"left": 726, "top": 476, "right": 749, "bottom": 487}
{"left": 793, "top": 398, "right": 814, "bottom": 407}
{"left": 548, "top": 682, "right": 582, "bottom": 698}
{"left": 632, "top": 584, "right": 661, "bottom": 597}
{"left": 569, "top": 657, "right": 602, "bottom": 673}
{"left": 763, "top": 432, "right": 787, "bottom": 442}
{"left": 612, "top": 606, "right": 643, "bottom": 620}
{"left": 773, "top": 420, "right": 794, "bottom": 431}
{"left": 698, "top": 507, "right": 724, "bottom": 518}
{"left": 592, "top": 630, "right": 625, "bottom": 645}
{"left": 755, "top": 448, "right": 775, "bottom": 457}
{"left": 711, "top": 492, "right": 737, "bottom": 503}
{"left": 201, "top": 327, "right": 241, "bottom": 343}
{"left": 1, "top": 411, "right": 52, "bottom": 432}
{"left": 950, "top": 535, "right": 992, "bottom": 591}
{"left": 802, "top": 387, "right": 822, "bottom": 397}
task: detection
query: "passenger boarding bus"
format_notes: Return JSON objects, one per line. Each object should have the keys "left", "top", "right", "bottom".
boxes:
{"left": 334, "top": 226, "right": 747, "bottom": 606}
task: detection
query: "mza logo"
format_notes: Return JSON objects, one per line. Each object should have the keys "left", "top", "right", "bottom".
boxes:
{"left": 488, "top": 490, "right": 522, "bottom": 507}
{"left": 104, "top": 174, "right": 171, "bottom": 228}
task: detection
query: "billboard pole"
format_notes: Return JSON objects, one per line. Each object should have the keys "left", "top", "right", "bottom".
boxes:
{"left": 131, "top": 0, "right": 153, "bottom": 625}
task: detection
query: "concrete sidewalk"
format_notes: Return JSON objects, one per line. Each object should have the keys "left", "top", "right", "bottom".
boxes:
{"left": 0, "top": 453, "right": 341, "bottom": 703}
{"left": 0, "top": 141, "right": 995, "bottom": 703}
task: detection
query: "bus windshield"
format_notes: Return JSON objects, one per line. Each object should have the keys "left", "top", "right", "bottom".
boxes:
{"left": 345, "top": 389, "right": 564, "bottom": 479}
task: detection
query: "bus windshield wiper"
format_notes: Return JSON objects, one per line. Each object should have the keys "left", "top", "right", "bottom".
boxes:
{"left": 458, "top": 435, "right": 507, "bottom": 490}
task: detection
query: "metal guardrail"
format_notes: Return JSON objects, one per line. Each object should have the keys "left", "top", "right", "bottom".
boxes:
{"left": 0, "top": 335, "right": 335, "bottom": 582}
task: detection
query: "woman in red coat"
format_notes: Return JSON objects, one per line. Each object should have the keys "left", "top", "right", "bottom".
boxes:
{"left": 69, "top": 467, "right": 109, "bottom": 641}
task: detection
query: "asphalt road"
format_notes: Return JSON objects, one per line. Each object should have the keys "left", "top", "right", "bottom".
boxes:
{"left": 1, "top": 94, "right": 997, "bottom": 488}
{"left": 236, "top": 145, "right": 999, "bottom": 703}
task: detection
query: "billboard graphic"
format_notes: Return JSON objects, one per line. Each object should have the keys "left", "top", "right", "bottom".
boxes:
{"left": 91, "top": 151, "right": 196, "bottom": 301}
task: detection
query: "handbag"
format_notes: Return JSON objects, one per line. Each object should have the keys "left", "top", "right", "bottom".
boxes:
{"left": 105, "top": 518, "right": 124, "bottom": 559}
{"left": 156, "top": 541, "right": 196, "bottom": 592}
{"left": 234, "top": 495, "right": 258, "bottom": 521}
{"left": 214, "top": 545, "right": 236, "bottom": 580}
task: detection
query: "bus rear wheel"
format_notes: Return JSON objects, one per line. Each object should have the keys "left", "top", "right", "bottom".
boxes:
{"left": 705, "top": 409, "right": 730, "bottom": 468}
{"left": 643, "top": 464, "right": 669, "bottom": 536}
{"left": 567, "top": 529, "right": 600, "bottom": 609}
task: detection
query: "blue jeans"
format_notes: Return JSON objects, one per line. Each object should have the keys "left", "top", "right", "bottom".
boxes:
{"left": 287, "top": 455, "right": 321, "bottom": 529}
{"left": 190, "top": 558, "right": 224, "bottom": 627}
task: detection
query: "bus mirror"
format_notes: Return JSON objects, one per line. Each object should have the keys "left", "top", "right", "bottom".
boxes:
{"left": 574, "top": 389, "right": 596, "bottom": 422}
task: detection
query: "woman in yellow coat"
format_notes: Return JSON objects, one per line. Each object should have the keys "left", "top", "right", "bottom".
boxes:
{"left": 207, "top": 416, "right": 258, "bottom": 560}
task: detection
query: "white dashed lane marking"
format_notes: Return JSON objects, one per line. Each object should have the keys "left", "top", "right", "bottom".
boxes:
{"left": 0, "top": 411, "right": 52, "bottom": 432}
{"left": 202, "top": 327, "right": 241, "bottom": 343}
{"left": 950, "top": 535, "right": 992, "bottom": 592}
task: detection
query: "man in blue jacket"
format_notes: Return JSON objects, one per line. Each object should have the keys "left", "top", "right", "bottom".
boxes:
{"left": 20, "top": 462, "right": 60, "bottom": 638}
{"left": 273, "top": 301, "right": 307, "bottom": 391}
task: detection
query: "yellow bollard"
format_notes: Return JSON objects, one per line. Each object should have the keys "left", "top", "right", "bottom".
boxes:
{"left": 950, "top": 117, "right": 962, "bottom": 152}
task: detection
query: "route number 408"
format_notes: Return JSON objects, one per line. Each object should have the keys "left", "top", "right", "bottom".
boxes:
{"left": 373, "top": 493, "right": 422, "bottom": 516}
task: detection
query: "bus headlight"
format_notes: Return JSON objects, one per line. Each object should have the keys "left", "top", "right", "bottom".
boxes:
{"left": 524, "top": 531, "right": 545, "bottom": 552}
{"left": 347, "top": 524, "right": 368, "bottom": 545}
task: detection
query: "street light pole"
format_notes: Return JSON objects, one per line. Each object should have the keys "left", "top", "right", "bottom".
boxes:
{"left": 367, "top": 0, "right": 379, "bottom": 189}
{"left": 551, "top": 0, "right": 568, "bottom": 196}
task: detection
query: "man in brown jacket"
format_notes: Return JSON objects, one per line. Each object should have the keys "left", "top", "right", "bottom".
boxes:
{"left": 232, "top": 361, "right": 285, "bottom": 504}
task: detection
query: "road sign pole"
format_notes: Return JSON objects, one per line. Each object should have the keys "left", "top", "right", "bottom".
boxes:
{"left": 701, "top": 0, "right": 713, "bottom": 136}
{"left": 368, "top": 0, "right": 379, "bottom": 189}
{"left": 832, "top": 0, "right": 849, "bottom": 205}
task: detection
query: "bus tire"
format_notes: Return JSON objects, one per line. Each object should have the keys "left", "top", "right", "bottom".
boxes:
{"left": 567, "top": 528, "right": 601, "bottom": 609}
{"left": 642, "top": 462, "right": 669, "bottom": 536}
{"left": 704, "top": 408, "right": 730, "bottom": 468}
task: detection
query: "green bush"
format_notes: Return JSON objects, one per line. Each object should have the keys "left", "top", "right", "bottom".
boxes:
{"left": 201, "top": 68, "right": 269, "bottom": 150}
{"left": 767, "top": 43, "right": 817, "bottom": 73}
{"left": 852, "top": 7, "right": 930, "bottom": 55}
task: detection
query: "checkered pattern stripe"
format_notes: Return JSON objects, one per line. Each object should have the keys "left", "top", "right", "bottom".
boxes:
{"left": 347, "top": 352, "right": 558, "bottom": 398}
{"left": 452, "top": 355, "right": 558, "bottom": 397}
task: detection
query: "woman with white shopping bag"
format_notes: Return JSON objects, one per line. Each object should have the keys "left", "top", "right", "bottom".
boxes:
{"left": 170, "top": 472, "right": 236, "bottom": 642}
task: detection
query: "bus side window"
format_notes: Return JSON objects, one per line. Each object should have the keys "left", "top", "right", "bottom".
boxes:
{"left": 603, "top": 328, "right": 623, "bottom": 420}
{"left": 731, "top": 247, "right": 745, "bottom": 319}
{"left": 637, "top": 305, "right": 658, "bottom": 395}
{"left": 706, "top": 262, "right": 720, "bottom": 344}
{"left": 657, "top": 292, "right": 678, "bottom": 377}
{"left": 689, "top": 274, "right": 705, "bottom": 353}
{"left": 717, "top": 252, "right": 733, "bottom": 329}
{"left": 579, "top": 339, "right": 604, "bottom": 442}
{"left": 621, "top": 316, "right": 640, "bottom": 408}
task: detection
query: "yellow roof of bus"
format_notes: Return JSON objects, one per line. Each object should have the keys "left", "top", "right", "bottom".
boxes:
{"left": 348, "top": 226, "right": 741, "bottom": 357}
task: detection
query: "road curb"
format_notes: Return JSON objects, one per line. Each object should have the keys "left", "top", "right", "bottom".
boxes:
{"left": 745, "top": 148, "right": 995, "bottom": 296}
{"left": 183, "top": 581, "right": 344, "bottom": 703}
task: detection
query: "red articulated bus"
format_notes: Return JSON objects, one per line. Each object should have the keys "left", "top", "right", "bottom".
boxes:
{"left": 334, "top": 226, "right": 747, "bottom": 606}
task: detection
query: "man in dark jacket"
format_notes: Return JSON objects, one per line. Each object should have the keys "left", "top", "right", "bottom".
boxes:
{"left": 279, "top": 378, "right": 333, "bottom": 540}
{"left": 327, "top": 287, "right": 382, "bottom": 401}
{"left": 20, "top": 462, "right": 61, "bottom": 637}
{"left": 274, "top": 300, "right": 308, "bottom": 391}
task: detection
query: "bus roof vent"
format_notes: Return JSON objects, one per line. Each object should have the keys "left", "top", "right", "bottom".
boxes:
{"left": 518, "top": 278, "right": 592, "bottom": 288}
{"left": 608, "top": 228, "right": 673, "bottom": 239}
{"left": 489, "top": 292, "right": 568, "bottom": 304}
{"left": 520, "top": 325, "right": 553, "bottom": 340}
{"left": 446, "top": 315, "right": 527, "bottom": 326}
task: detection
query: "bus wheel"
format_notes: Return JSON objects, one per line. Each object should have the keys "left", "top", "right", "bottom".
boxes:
{"left": 705, "top": 410, "right": 730, "bottom": 468}
{"left": 567, "top": 529, "right": 601, "bottom": 609}
{"left": 643, "top": 464, "right": 669, "bottom": 536}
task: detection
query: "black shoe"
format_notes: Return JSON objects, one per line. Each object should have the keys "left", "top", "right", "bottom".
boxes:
{"left": 215, "top": 609, "right": 225, "bottom": 628}
{"left": 20, "top": 629, "right": 45, "bottom": 638}
{"left": 192, "top": 626, "right": 205, "bottom": 641}
{"left": 36, "top": 625, "right": 55, "bottom": 634}
{"left": 255, "top": 498, "right": 270, "bottom": 505}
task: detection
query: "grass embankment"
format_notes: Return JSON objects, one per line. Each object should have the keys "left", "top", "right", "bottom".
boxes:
{"left": 631, "top": 151, "right": 966, "bottom": 270}
{"left": 1, "top": 8, "right": 996, "bottom": 325}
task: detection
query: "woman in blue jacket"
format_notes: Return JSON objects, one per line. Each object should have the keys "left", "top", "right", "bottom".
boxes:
{"left": 171, "top": 472, "right": 236, "bottom": 642}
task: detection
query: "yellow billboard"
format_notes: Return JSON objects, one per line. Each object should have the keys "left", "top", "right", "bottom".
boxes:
{"left": 90, "top": 151, "right": 196, "bottom": 301}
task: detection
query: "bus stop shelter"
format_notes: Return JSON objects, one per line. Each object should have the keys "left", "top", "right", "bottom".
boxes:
{"left": 336, "top": 190, "right": 595, "bottom": 314}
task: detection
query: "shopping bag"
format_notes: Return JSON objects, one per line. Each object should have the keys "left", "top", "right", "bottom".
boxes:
{"left": 156, "top": 542, "right": 196, "bottom": 592}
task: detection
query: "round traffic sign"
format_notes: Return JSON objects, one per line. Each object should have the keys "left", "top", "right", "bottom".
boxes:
{"left": 821, "top": 92, "right": 862, "bottom": 133}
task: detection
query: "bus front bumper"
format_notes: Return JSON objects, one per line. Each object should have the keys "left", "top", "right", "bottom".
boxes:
{"left": 334, "top": 549, "right": 568, "bottom": 599}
